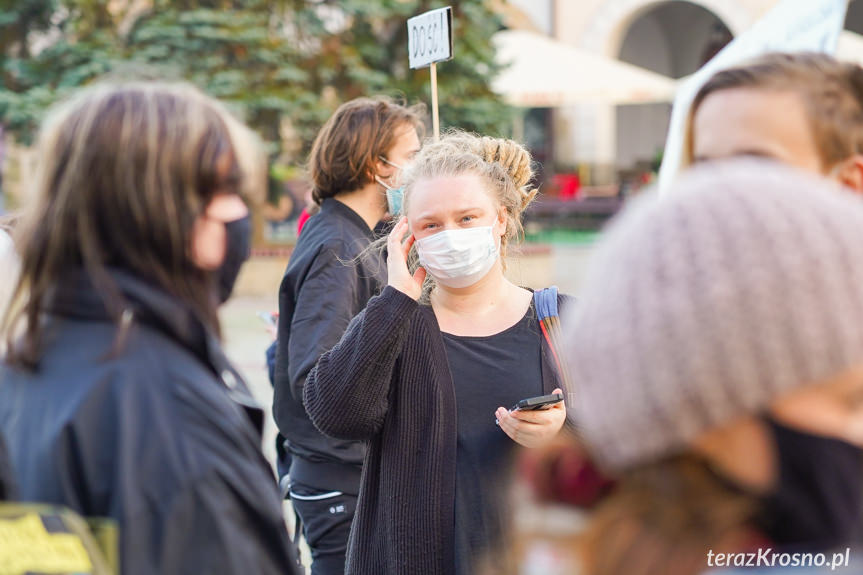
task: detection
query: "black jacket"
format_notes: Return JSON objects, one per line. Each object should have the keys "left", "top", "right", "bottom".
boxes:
{"left": 0, "top": 270, "right": 299, "bottom": 575}
{"left": 273, "top": 198, "right": 386, "bottom": 493}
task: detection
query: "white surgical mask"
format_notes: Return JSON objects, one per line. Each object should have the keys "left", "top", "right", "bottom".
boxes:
{"left": 416, "top": 226, "right": 500, "bottom": 288}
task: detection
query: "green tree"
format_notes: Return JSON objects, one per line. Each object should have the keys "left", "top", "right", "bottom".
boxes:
{"left": 0, "top": 1, "right": 119, "bottom": 142}
{"left": 291, "top": 0, "right": 513, "bottom": 146}
{"left": 125, "top": 1, "right": 310, "bottom": 150}
{"left": 1, "top": 0, "right": 512, "bottom": 156}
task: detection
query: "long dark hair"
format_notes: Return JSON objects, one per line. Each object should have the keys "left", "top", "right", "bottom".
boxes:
{"left": 308, "top": 96, "right": 425, "bottom": 204}
{"left": 3, "top": 82, "right": 261, "bottom": 368}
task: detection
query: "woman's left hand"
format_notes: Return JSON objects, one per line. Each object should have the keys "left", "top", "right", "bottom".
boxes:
{"left": 495, "top": 388, "right": 567, "bottom": 448}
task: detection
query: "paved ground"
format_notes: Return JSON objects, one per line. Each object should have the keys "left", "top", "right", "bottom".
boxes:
{"left": 218, "top": 243, "right": 596, "bottom": 569}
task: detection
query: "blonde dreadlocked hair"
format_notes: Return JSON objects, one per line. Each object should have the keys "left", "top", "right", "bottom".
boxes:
{"left": 401, "top": 130, "right": 538, "bottom": 258}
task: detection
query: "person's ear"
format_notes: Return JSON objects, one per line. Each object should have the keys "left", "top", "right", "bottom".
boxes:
{"left": 375, "top": 156, "right": 395, "bottom": 182}
{"left": 495, "top": 205, "right": 508, "bottom": 236}
{"left": 831, "top": 155, "right": 863, "bottom": 194}
{"left": 190, "top": 194, "right": 248, "bottom": 271}
{"left": 191, "top": 211, "right": 226, "bottom": 271}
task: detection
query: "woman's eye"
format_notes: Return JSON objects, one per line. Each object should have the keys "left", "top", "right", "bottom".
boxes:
{"left": 461, "top": 216, "right": 475, "bottom": 223}
{"left": 424, "top": 223, "right": 437, "bottom": 230}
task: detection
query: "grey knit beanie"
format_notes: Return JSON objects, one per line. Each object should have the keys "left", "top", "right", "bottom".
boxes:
{"left": 564, "top": 159, "right": 863, "bottom": 472}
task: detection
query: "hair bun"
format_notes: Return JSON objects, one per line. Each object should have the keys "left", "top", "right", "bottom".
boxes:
{"left": 477, "top": 137, "right": 530, "bottom": 186}
{"left": 476, "top": 136, "right": 538, "bottom": 210}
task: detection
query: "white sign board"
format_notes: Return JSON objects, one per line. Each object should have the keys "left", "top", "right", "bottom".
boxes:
{"left": 658, "top": 0, "right": 848, "bottom": 194}
{"left": 408, "top": 7, "right": 453, "bottom": 70}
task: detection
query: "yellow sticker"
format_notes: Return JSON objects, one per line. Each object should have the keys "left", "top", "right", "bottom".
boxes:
{"left": 0, "top": 513, "right": 94, "bottom": 574}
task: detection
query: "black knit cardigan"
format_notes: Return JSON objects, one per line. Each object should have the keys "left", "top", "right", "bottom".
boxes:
{"left": 305, "top": 285, "right": 571, "bottom": 575}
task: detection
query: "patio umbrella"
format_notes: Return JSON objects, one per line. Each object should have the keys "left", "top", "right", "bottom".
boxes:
{"left": 492, "top": 30, "right": 677, "bottom": 107}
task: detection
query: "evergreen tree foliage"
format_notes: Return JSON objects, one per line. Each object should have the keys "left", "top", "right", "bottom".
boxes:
{"left": 0, "top": 0, "right": 512, "bottom": 157}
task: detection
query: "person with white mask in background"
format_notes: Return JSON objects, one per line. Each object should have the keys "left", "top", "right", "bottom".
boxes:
{"left": 304, "top": 131, "right": 575, "bottom": 575}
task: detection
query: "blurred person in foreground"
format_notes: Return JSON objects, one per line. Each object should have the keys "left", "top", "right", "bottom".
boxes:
{"left": 535, "top": 160, "right": 863, "bottom": 575}
{"left": 498, "top": 51, "right": 863, "bottom": 575}
{"left": 272, "top": 96, "right": 423, "bottom": 574}
{"left": 0, "top": 82, "right": 299, "bottom": 574}
{"left": 688, "top": 52, "right": 863, "bottom": 190}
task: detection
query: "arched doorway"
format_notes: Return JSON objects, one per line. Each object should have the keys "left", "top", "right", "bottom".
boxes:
{"left": 616, "top": 1, "right": 733, "bottom": 170}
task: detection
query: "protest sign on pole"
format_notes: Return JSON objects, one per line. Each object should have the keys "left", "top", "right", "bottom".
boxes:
{"left": 658, "top": 0, "right": 848, "bottom": 194}
{"left": 408, "top": 7, "right": 453, "bottom": 140}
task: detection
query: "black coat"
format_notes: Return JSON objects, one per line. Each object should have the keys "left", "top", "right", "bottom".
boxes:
{"left": 273, "top": 198, "right": 386, "bottom": 493}
{"left": 0, "top": 270, "right": 299, "bottom": 575}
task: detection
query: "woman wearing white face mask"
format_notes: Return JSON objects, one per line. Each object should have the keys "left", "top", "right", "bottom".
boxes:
{"left": 305, "top": 132, "right": 574, "bottom": 575}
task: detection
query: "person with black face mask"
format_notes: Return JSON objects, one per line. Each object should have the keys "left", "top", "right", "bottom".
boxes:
{"left": 757, "top": 416, "right": 863, "bottom": 552}
{"left": 549, "top": 160, "right": 863, "bottom": 575}
{"left": 193, "top": 191, "right": 253, "bottom": 303}
{"left": 217, "top": 212, "right": 252, "bottom": 303}
{"left": 0, "top": 82, "right": 299, "bottom": 575}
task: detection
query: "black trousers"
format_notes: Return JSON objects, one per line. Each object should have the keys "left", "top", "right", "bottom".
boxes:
{"left": 289, "top": 482, "right": 358, "bottom": 575}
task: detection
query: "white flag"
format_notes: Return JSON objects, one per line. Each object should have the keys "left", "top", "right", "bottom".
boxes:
{"left": 658, "top": 0, "right": 848, "bottom": 195}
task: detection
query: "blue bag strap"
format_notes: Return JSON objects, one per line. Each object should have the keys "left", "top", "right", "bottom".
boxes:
{"left": 533, "top": 286, "right": 568, "bottom": 385}
{"left": 534, "top": 286, "right": 577, "bottom": 432}
{"left": 533, "top": 286, "right": 559, "bottom": 322}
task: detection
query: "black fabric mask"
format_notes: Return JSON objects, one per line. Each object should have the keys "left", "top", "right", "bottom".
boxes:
{"left": 758, "top": 415, "right": 863, "bottom": 551}
{"left": 217, "top": 214, "right": 252, "bottom": 303}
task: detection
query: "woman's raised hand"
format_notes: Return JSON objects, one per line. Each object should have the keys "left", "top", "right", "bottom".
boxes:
{"left": 495, "top": 388, "right": 567, "bottom": 448}
{"left": 387, "top": 217, "right": 427, "bottom": 301}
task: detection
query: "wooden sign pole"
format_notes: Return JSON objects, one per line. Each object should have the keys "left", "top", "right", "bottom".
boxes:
{"left": 407, "top": 7, "right": 452, "bottom": 142}
{"left": 430, "top": 62, "right": 440, "bottom": 141}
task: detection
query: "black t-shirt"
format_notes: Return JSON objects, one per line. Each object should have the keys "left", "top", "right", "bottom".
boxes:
{"left": 441, "top": 302, "right": 544, "bottom": 575}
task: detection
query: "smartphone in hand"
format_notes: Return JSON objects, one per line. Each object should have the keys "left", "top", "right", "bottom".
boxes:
{"left": 495, "top": 393, "right": 564, "bottom": 426}
{"left": 511, "top": 393, "right": 564, "bottom": 412}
